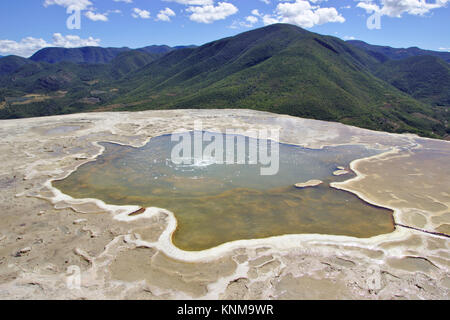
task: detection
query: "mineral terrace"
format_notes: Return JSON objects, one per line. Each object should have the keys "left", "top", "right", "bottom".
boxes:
{"left": 0, "top": 109, "right": 449, "bottom": 300}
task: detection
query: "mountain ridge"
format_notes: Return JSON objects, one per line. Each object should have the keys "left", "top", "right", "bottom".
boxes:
{"left": 30, "top": 46, "right": 130, "bottom": 64}
{"left": 0, "top": 24, "right": 448, "bottom": 139}
{"left": 29, "top": 45, "right": 199, "bottom": 64}
{"left": 347, "top": 40, "right": 450, "bottom": 63}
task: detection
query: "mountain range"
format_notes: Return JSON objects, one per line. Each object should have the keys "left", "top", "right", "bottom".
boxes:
{"left": 347, "top": 40, "right": 450, "bottom": 63}
{"left": 0, "top": 24, "right": 448, "bottom": 139}
{"left": 27, "top": 45, "right": 198, "bottom": 64}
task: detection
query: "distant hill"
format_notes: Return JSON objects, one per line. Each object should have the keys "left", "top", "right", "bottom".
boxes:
{"left": 0, "top": 47, "right": 182, "bottom": 95}
{"left": 375, "top": 55, "right": 450, "bottom": 106}
{"left": 137, "top": 45, "right": 198, "bottom": 55}
{"left": 0, "top": 50, "right": 159, "bottom": 92}
{"left": 174, "top": 45, "right": 198, "bottom": 50}
{"left": 29, "top": 45, "right": 197, "bottom": 65}
{"left": 347, "top": 40, "right": 450, "bottom": 63}
{"left": 0, "top": 51, "right": 161, "bottom": 118}
{"left": 137, "top": 45, "right": 173, "bottom": 55}
{"left": 30, "top": 46, "right": 131, "bottom": 64}
{"left": 0, "top": 55, "right": 37, "bottom": 76}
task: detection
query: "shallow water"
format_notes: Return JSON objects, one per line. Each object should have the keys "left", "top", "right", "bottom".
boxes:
{"left": 54, "top": 132, "right": 395, "bottom": 251}
{"left": 45, "top": 125, "right": 82, "bottom": 135}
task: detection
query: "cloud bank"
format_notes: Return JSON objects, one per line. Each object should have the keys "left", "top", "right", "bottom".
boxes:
{"left": 262, "top": 0, "right": 345, "bottom": 28}
{"left": 356, "top": 0, "right": 449, "bottom": 17}
{"left": 0, "top": 33, "right": 101, "bottom": 57}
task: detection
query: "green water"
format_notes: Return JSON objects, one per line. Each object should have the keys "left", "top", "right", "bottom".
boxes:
{"left": 54, "top": 132, "right": 395, "bottom": 251}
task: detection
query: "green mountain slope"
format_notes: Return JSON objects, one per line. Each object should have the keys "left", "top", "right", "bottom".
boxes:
{"left": 109, "top": 50, "right": 159, "bottom": 79}
{"left": 111, "top": 24, "right": 446, "bottom": 137}
{"left": 0, "top": 55, "right": 37, "bottom": 76}
{"left": 375, "top": 55, "right": 450, "bottom": 107}
{"left": 137, "top": 45, "right": 173, "bottom": 55}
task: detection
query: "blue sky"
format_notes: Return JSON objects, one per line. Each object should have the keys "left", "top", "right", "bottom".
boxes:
{"left": 0, "top": 0, "right": 449, "bottom": 57}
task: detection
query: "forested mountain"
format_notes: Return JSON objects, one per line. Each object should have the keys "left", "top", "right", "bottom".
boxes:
{"left": 0, "top": 24, "right": 448, "bottom": 139}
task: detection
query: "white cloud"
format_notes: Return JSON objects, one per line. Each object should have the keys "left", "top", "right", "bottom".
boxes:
{"left": 52, "top": 33, "right": 100, "bottom": 47}
{"left": 246, "top": 15, "right": 259, "bottom": 24}
{"left": 44, "top": 0, "right": 115, "bottom": 23}
{"left": 43, "top": 0, "right": 93, "bottom": 10}
{"left": 132, "top": 8, "right": 150, "bottom": 19}
{"left": 114, "top": 0, "right": 133, "bottom": 3}
{"left": 262, "top": 14, "right": 280, "bottom": 25}
{"left": 343, "top": 35, "right": 356, "bottom": 40}
{"left": 356, "top": 0, "right": 449, "bottom": 17}
{"left": 85, "top": 11, "right": 108, "bottom": 21}
{"left": 439, "top": 47, "right": 450, "bottom": 52}
{"left": 251, "top": 9, "right": 262, "bottom": 17}
{"left": 0, "top": 37, "right": 48, "bottom": 58}
{"left": 357, "top": 1, "right": 380, "bottom": 13}
{"left": 0, "top": 33, "right": 101, "bottom": 57}
{"left": 263, "top": 0, "right": 345, "bottom": 28}
{"left": 164, "top": 0, "right": 213, "bottom": 5}
{"left": 229, "top": 14, "right": 260, "bottom": 29}
{"left": 157, "top": 7, "right": 176, "bottom": 21}
{"left": 187, "top": 2, "right": 238, "bottom": 24}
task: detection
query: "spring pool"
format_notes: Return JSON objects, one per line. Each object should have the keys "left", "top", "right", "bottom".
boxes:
{"left": 53, "top": 132, "right": 395, "bottom": 251}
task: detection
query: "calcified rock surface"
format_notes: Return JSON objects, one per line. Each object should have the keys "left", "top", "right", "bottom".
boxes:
{"left": 0, "top": 109, "right": 449, "bottom": 300}
{"left": 333, "top": 169, "right": 350, "bottom": 176}
{"left": 294, "top": 180, "right": 323, "bottom": 188}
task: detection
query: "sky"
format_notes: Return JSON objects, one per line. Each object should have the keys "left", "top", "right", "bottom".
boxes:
{"left": 0, "top": 0, "right": 449, "bottom": 57}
